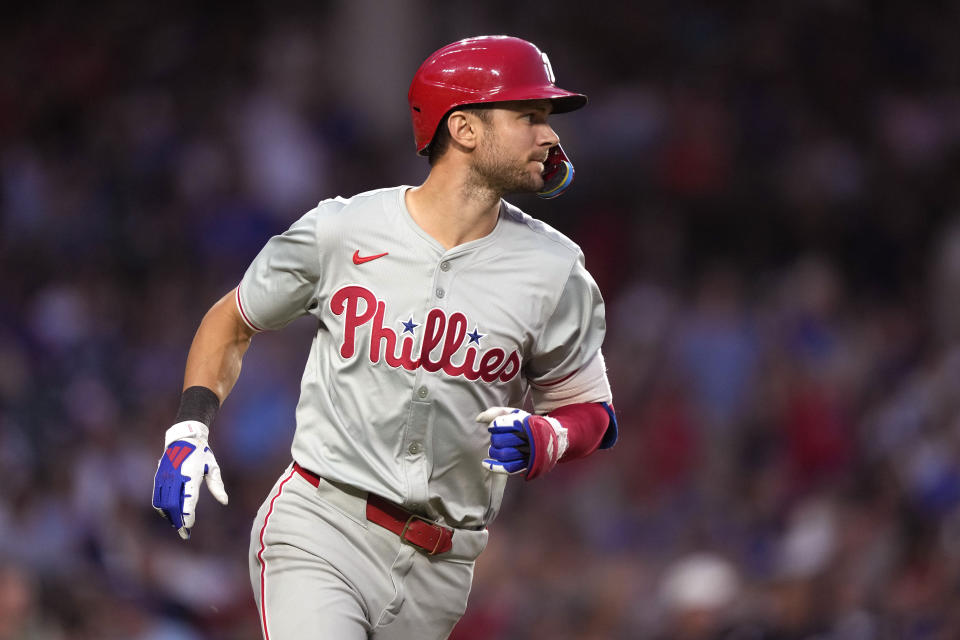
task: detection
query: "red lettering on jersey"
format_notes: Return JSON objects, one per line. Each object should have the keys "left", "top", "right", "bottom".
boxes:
{"left": 440, "top": 312, "right": 467, "bottom": 370}
{"left": 478, "top": 349, "right": 506, "bottom": 382}
{"left": 399, "top": 334, "right": 420, "bottom": 370}
{"left": 419, "top": 309, "right": 446, "bottom": 372}
{"left": 442, "top": 314, "right": 474, "bottom": 378}
{"left": 331, "top": 286, "right": 377, "bottom": 358}
{"left": 498, "top": 351, "right": 522, "bottom": 382}
{"left": 329, "top": 285, "right": 521, "bottom": 383}
{"left": 444, "top": 345, "right": 481, "bottom": 379}
{"left": 370, "top": 301, "right": 401, "bottom": 367}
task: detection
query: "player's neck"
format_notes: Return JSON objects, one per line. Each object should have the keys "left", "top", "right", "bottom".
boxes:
{"left": 406, "top": 167, "right": 502, "bottom": 250}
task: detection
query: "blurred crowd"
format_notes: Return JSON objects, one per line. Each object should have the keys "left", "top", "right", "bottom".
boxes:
{"left": 4, "top": 1, "right": 960, "bottom": 638}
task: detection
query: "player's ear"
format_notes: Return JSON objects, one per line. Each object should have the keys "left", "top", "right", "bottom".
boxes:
{"left": 446, "top": 110, "right": 481, "bottom": 151}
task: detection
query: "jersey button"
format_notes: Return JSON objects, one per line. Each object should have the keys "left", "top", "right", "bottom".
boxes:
{"left": 408, "top": 441, "right": 423, "bottom": 455}
{"left": 440, "top": 261, "right": 450, "bottom": 272}
{"left": 435, "top": 288, "right": 445, "bottom": 298}
{"left": 417, "top": 386, "right": 428, "bottom": 398}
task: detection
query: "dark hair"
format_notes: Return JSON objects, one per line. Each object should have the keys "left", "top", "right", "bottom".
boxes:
{"left": 427, "top": 105, "right": 492, "bottom": 166}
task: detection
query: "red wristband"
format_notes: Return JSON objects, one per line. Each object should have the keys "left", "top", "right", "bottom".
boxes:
{"left": 547, "top": 402, "right": 611, "bottom": 462}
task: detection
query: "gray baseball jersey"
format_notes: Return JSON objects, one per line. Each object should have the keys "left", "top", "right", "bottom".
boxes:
{"left": 237, "top": 185, "right": 607, "bottom": 529}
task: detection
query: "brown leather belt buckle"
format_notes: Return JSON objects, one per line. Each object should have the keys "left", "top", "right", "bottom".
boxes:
{"left": 400, "top": 514, "right": 453, "bottom": 555}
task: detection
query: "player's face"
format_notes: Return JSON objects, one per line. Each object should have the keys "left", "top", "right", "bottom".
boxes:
{"left": 470, "top": 100, "right": 559, "bottom": 194}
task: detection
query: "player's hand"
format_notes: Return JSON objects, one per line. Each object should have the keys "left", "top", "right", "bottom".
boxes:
{"left": 152, "top": 420, "right": 228, "bottom": 540}
{"left": 477, "top": 407, "right": 569, "bottom": 480}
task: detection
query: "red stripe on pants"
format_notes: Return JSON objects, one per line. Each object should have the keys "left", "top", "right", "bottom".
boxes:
{"left": 257, "top": 468, "right": 296, "bottom": 640}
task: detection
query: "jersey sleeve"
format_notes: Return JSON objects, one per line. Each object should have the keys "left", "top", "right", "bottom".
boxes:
{"left": 530, "top": 350, "right": 612, "bottom": 410}
{"left": 526, "top": 251, "right": 607, "bottom": 386}
{"left": 236, "top": 207, "right": 324, "bottom": 331}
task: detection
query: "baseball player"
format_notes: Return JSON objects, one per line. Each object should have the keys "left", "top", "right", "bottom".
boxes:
{"left": 152, "top": 35, "right": 617, "bottom": 639}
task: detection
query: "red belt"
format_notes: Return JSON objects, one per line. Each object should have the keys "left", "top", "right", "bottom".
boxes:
{"left": 293, "top": 463, "right": 454, "bottom": 555}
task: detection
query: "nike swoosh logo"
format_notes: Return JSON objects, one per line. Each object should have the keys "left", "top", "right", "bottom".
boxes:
{"left": 353, "top": 250, "right": 389, "bottom": 265}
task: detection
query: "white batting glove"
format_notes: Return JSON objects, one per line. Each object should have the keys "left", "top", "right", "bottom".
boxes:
{"left": 478, "top": 407, "right": 568, "bottom": 479}
{"left": 152, "top": 421, "right": 228, "bottom": 540}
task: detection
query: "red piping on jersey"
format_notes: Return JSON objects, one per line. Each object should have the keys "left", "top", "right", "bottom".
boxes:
{"left": 235, "top": 287, "right": 264, "bottom": 332}
{"left": 257, "top": 467, "right": 296, "bottom": 640}
{"left": 535, "top": 368, "right": 578, "bottom": 387}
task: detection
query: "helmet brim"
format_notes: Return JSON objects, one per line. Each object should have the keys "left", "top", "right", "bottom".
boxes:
{"left": 418, "top": 91, "right": 588, "bottom": 156}
{"left": 547, "top": 93, "right": 588, "bottom": 114}
{"left": 476, "top": 87, "right": 588, "bottom": 114}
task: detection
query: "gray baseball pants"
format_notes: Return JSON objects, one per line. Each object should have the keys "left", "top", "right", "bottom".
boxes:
{"left": 248, "top": 464, "right": 488, "bottom": 639}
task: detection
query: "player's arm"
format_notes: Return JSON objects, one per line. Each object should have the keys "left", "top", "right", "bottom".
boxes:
{"left": 480, "top": 350, "right": 617, "bottom": 480}
{"left": 183, "top": 287, "right": 257, "bottom": 401}
{"left": 480, "top": 249, "right": 617, "bottom": 480}
{"left": 478, "top": 403, "right": 614, "bottom": 479}
{"left": 152, "top": 287, "right": 257, "bottom": 540}
{"left": 153, "top": 204, "right": 324, "bottom": 538}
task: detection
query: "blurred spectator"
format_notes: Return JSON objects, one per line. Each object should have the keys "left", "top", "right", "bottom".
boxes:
{"left": 0, "top": 564, "right": 62, "bottom": 640}
{"left": 656, "top": 552, "right": 741, "bottom": 639}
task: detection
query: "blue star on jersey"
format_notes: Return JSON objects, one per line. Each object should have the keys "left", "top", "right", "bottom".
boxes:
{"left": 398, "top": 318, "right": 484, "bottom": 344}
{"left": 401, "top": 317, "right": 419, "bottom": 334}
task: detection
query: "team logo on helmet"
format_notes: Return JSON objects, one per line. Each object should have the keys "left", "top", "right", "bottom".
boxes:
{"left": 541, "top": 52, "right": 556, "bottom": 84}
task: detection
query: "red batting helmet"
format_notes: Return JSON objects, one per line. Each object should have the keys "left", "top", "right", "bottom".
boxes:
{"left": 408, "top": 36, "right": 587, "bottom": 155}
